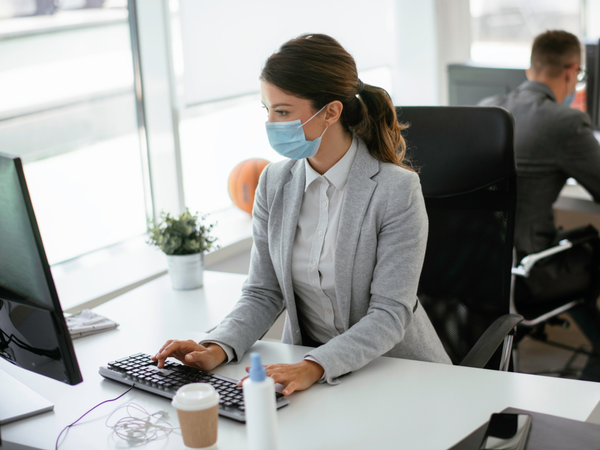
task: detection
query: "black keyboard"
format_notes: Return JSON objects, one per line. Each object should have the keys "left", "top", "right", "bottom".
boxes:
{"left": 99, "top": 353, "right": 289, "bottom": 422}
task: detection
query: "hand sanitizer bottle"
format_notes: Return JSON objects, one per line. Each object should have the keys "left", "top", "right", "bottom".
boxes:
{"left": 242, "top": 352, "right": 279, "bottom": 450}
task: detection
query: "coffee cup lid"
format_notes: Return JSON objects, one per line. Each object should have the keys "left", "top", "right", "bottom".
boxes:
{"left": 171, "top": 383, "right": 219, "bottom": 411}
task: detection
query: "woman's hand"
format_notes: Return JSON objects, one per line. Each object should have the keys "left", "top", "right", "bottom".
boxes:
{"left": 236, "top": 360, "right": 324, "bottom": 395}
{"left": 151, "top": 339, "right": 227, "bottom": 371}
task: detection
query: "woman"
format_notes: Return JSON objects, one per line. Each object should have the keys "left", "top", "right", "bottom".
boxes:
{"left": 153, "top": 34, "right": 450, "bottom": 395}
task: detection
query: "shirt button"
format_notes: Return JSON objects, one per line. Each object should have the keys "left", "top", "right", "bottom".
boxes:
{"left": 322, "top": 201, "right": 327, "bottom": 207}
{"left": 312, "top": 260, "right": 317, "bottom": 265}
{"left": 317, "top": 230, "right": 323, "bottom": 236}
{"left": 326, "top": 308, "right": 333, "bottom": 314}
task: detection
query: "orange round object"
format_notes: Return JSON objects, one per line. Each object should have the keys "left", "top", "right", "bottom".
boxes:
{"left": 228, "top": 158, "right": 270, "bottom": 215}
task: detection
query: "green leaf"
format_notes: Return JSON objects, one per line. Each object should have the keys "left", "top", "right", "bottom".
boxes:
{"left": 145, "top": 208, "right": 219, "bottom": 255}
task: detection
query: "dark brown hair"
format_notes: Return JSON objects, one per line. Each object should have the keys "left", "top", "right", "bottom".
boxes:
{"left": 261, "top": 33, "right": 410, "bottom": 169}
{"left": 531, "top": 30, "right": 581, "bottom": 78}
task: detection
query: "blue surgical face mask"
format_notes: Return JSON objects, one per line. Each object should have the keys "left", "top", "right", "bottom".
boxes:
{"left": 563, "top": 78, "right": 576, "bottom": 106}
{"left": 563, "top": 90, "right": 576, "bottom": 107}
{"left": 265, "top": 105, "right": 328, "bottom": 159}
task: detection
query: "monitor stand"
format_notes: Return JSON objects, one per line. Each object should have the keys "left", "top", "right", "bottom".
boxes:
{"left": 0, "top": 369, "right": 54, "bottom": 425}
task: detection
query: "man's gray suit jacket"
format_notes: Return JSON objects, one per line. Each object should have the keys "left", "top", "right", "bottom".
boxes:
{"left": 203, "top": 138, "right": 451, "bottom": 384}
{"left": 480, "top": 81, "right": 600, "bottom": 256}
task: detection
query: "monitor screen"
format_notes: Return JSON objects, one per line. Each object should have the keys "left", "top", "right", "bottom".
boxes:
{"left": 585, "top": 39, "right": 600, "bottom": 131}
{"left": 0, "top": 152, "right": 82, "bottom": 386}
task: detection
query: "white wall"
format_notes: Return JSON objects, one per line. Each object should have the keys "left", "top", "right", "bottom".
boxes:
{"left": 394, "top": 0, "right": 439, "bottom": 105}
{"left": 180, "top": 0, "right": 399, "bottom": 105}
{"left": 435, "top": 0, "right": 472, "bottom": 105}
{"left": 587, "top": 0, "right": 600, "bottom": 39}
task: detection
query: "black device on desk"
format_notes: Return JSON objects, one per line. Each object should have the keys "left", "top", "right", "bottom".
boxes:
{"left": 0, "top": 152, "right": 83, "bottom": 425}
{"left": 99, "top": 353, "right": 289, "bottom": 422}
{"left": 585, "top": 39, "right": 600, "bottom": 131}
{"left": 480, "top": 413, "right": 532, "bottom": 450}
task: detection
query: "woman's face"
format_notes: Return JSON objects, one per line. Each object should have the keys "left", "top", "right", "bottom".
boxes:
{"left": 260, "top": 81, "right": 326, "bottom": 142}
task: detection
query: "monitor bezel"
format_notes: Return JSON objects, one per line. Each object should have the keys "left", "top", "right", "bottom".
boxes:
{"left": 0, "top": 151, "right": 82, "bottom": 385}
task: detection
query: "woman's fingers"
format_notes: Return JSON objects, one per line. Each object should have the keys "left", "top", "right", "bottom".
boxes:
{"left": 282, "top": 381, "right": 297, "bottom": 396}
{"left": 268, "top": 370, "right": 293, "bottom": 388}
{"left": 156, "top": 340, "right": 174, "bottom": 356}
{"left": 184, "top": 349, "right": 211, "bottom": 369}
{"left": 152, "top": 339, "right": 203, "bottom": 368}
{"left": 234, "top": 361, "right": 322, "bottom": 395}
{"left": 151, "top": 339, "right": 174, "bottom": 363}
{"left": 157, "top": 341, "right": 183, "bottom": 365}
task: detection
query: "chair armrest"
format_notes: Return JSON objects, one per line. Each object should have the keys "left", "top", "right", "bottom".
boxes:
{"left": 459, "top": 314, "right": 523, "bottom": 369}
{"left": 511, "top": 240, "right": 573, "bottom": 277}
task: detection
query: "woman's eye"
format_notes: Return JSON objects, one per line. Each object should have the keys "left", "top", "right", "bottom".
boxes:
{"left": 275, "top": 109, "right": 287, "bottom": 116}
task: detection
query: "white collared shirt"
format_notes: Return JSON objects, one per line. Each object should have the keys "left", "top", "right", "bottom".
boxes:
{"left": 291, "top": 137, "right": 358, "bottom": 344}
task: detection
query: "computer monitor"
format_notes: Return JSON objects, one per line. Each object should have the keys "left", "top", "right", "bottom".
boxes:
{"left": 585, "top": 39, "right": 600, "bottom": 131}
{"left": 0, "top": 152, "right": 82, "bottom": 425}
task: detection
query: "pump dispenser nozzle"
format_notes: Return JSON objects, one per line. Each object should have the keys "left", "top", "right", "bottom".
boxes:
{"left": 249, "top": 352, "right": 266, "bottom": 382}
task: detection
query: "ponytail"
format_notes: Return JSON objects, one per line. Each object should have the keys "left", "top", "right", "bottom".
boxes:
{"left": 342, "top": 84, "right": 410, "bottom": 170}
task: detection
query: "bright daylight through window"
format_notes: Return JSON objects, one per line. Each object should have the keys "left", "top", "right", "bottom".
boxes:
{"left": 0, "top": 0, "right": 146, "bottom": 265}
{"left": 470, "top": 0, "right": 583, "bottom": 67}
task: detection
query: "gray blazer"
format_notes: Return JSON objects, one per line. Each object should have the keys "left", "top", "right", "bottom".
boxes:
{"left": 480, "top": 81, "right": 600, "bottom": 256}
{"left": 205, "top": 138, "right": 451, "bottom": 384}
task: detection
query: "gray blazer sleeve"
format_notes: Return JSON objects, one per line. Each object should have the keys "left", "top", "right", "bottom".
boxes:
{"left": 304, "top": 172, "right": 429, "bottom": 383}
{"left": 201, "top": 164, "right": 285, "bottom": 362}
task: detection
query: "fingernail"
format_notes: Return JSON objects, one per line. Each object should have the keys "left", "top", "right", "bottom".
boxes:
{"left": 283, "top": 390, "right": 288, "bottom": 395}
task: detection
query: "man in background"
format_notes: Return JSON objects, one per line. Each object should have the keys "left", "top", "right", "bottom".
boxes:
{"left": 480, "top": 30, "right": 600, "bottom": 380}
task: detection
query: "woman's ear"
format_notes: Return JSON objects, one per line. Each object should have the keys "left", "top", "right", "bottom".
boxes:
{"left": 324, "top": 101, "right": 344, "bottom": 125}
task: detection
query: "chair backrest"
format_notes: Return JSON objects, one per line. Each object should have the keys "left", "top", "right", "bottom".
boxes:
{"left": 397, "top": 106, "right": 517, "bottom": 366}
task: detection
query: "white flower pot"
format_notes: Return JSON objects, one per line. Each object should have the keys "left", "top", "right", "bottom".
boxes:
{"left": 166, "top": 253, "right": 204, "bottom": 290}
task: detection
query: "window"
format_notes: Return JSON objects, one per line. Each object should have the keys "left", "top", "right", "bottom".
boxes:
{"left": 0, "top": 1, "right": 147, "bottom": 265}
{"left": 470, "top": 0, "right": 583, "bottom": 66}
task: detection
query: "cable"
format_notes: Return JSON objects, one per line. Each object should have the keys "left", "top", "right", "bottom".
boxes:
{"left": 105, "top": 402, "right": 179, "bottom": 446}
{"left": 55, "top": 385, "right": 134, "bottom": 450}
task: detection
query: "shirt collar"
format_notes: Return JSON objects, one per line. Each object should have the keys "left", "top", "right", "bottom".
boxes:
{"left": 519, "top": 80, "right": 557, "bottom": 102}
{"left": 304, "top": 136, "right": 358, "bottom": 192}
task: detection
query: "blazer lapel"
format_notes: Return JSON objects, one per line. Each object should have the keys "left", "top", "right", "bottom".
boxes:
{"left": 280, "top": 161, "right": 305, "bottom": 324}
{"left": 335, "top": 142, "right": 379, "bottom": 329}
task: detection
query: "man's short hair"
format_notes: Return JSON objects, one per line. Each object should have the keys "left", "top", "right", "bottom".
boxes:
{"left": 531, "top": 30, "right": 581, "bottom": 78}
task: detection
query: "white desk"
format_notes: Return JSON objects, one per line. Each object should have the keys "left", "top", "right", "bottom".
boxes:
{"left": 3, "top": 271, "right": 600, "bottom": 450}
{"left": 554, "top": 182, "right": 600, "bottom": 216}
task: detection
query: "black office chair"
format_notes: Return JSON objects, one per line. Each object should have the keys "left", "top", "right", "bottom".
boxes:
{"left": 397, "top": 106, "right": 523, "bottom": 370}
{"left": 511, "top": 223, "right": 600, "bottom": 379}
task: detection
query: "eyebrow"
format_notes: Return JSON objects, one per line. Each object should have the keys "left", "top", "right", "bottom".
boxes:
{"left": 268, "top": 103, "right": 293, "bottom": 109}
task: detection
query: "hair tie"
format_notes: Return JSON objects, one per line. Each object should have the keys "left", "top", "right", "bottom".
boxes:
{"left": 357, "top": 79, "right": 364, "bottom": 95}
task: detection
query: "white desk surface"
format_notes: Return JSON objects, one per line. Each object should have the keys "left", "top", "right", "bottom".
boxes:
{"left": 3, "top": 271, "right": 600, "bottom": 450}
{"left": 555, "top": 182, "right": 600, "bottom": 215}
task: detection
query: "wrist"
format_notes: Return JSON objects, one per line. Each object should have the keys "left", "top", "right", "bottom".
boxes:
{"left": 303, "top": 359, "right": 325, "bottom": 381}
{"left": 206, "top": 343, "right": 227, "bottom": 365}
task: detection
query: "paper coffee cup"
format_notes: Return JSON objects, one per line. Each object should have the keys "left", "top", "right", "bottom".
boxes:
{"left": 172, "top": 383, "right": 220, "bottom": 448}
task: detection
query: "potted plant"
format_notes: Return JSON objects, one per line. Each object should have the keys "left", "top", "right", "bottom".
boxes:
{"left": 147, "top": 209, "right": 218, "bottom": 290}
